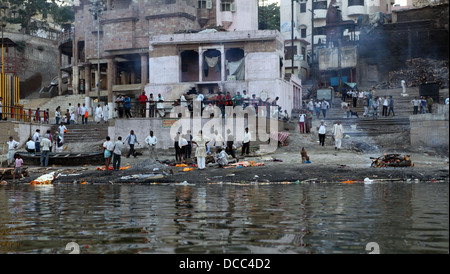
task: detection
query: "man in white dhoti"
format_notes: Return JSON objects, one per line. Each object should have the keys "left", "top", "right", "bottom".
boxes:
{"left": 95, "top": 104, "right": 103, "bottom": 123}
{"left": 332, "top": 120, "right": 344, "bottom": 151}
{"left": 102, "top": 102, "right": 109, "bottom": 123}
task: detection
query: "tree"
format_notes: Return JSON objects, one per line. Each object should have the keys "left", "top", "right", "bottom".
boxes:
{"left": 4, "top": 0, "right": 74, "bottom": 34}
{"left": 258, "top": 2, "right": 280, "bottom": 31}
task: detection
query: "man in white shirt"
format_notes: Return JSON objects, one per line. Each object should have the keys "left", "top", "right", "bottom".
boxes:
{"left": 80, "top": 103, "right": 88, "bottom": 124}
{"left": 26, "top": 138, "right": 35, "bottom": 153}
{"left": 40, "top": 134, "right": 52, "bottom": 167}
{"left": 332, "top": 120, "right": 344, "bottom": 151}
{"left": 58, "top": 123, "right": 67, "bottom": 142}
{"left": 144, "top": 131, "right": 158, "bottom": 160}
{"left": 382, "top": 96, "right": 389, "bottom": 116}
{"left": 411, "top": 97, "right": 420, "bottom": 115}
{"left": 33, "top": 129, "right": 41, "bottom": 152}
{"left": 242, "top": 90, "right": 250, "bottom": 109}
{"left": 6, "top": 137, "right": 20, "bottom": 166}
{"left": 124, "top": 130, "right": 139, "bottom": 158}
{"left": 299, "top": 112, "right": 306, "bottom": 134}
{"left": 112, "top": 136, "right": 124, "bottom": 171}
{"left": 317, "top": 120, "right": 327, "bottom": 146}
{"left": 241, "top": 127, "right": 251, "bottom": 156}
{"left": 156, "top": 94, "right": 165, "bottom": 117}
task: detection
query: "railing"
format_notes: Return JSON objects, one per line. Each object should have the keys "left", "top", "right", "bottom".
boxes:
{"left": 0, "top": 98, "right": 284, "bottom": 123}
{"left": 1, "top": 105, "right": 51, "bottom": 124}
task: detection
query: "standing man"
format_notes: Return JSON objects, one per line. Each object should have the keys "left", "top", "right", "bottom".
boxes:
{"left": 411, "top": 97, "right": 420, "bottom": 115}
{"left": 332, "top": 120, "right": 344, "bottom": 151}
{"left": 184, "top": 130, "right": 193, "bottom": 159}
{"left": 317, "top": 120, "right": 327, "bottom": 147}
{"left": 320, "top": 99, "right": 329, "bottom": 119}
{"left": 103, "top": 136, "right": 114, "bottom": 170}
{"left": 124, "top": 130, "right": 139, "bottom": 158}
{"left": 112, "top": 136, "right": 123, "bottom": 171}
{"left": 156, "top": 94, "right": 165, "bottom": 117}
{"left": 241, "top": 127, "right": 251, "bottom": 156}
{"left": 242, "top": 90, "right": 250, "bottom": 109}
{"left": 124, "top": 95, "right": 132, "bottom": 118}
{"left": 102, "top": 102, "right": 109, "bottom": 123}
{"left": 95, "top": 104, "right": 103, "bottom": 123}
{"left": 388, "top": 95, "right": 395, "bottom": 117}
{"left": 55, "top": 106, "right": 61, "bottom": 125}
{"left": 226, "top": 129, "right": 237, "bottom": 159}
{"left": 382, "top": 96, "right": 389, "bottom": 116}
{"left": 33, "top": 129, "right": 41, "bottom": 153}
{"left": 76, "top": 103, "right": 82, "bottom": 124}
{"left": 315, "top": 100, "right": 321, "bottom": 119}
{"left": 144, "top": 130, "right": 158, "bottom": 161}
{"left": 40, "top": 134, "right": 52, "bottom": 167}
{"left": 306, "top": 110, "right": 313, "bottom": 133}
{"left": 298, "top": 112, "right": 306, "bottom": 134}
{"left": 6, "top": 136, "right": 19, "bottom": 166}
{"left": 115, "top": 95, "right": 124, "bottom": 118}
{"left": 148, "top": 93, "right": 156, "bottom": 118}
{"left": 426, "top": 96, "right": 434, "bottom": 113}
{"left": 138, "top": 91, "right": 148, "bottom": 117}
{"left": 192, "top": 130, "right": 210, "bottom": 170}
{"left": 80, "top": 103, "right": 87, "bottom": 124}
{"left": 58, "top": 122, "right": 67, "bottom": 143}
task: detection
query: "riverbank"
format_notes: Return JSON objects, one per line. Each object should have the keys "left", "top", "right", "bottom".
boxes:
{"left": 6, "top": 130, "right": 449, "bottom": 185}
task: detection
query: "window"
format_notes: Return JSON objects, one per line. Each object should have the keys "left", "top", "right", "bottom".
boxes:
{"left": 301, "top": 47, "right": 306, "bottom": 61}
{"left": 301, "top": 28, "right": 306, "bottom": 38}
{"left": 221, "top": 0, "right": 233, "bottom": 11}
{"left": 348, "top": 0, "right": 364, "bottom": 6}
{"left": 198, "top": 0, "right": 207, "bottom": 8}
{"left": 300, "top": 3, "right": 306, "bottom": 13}
{"left": 285, "top": 46, "right": 297, "bottom": 60}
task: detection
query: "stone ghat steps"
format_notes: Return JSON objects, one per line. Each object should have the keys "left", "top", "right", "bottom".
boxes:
{"left": 51, "top": 123, "right": 109, "bottom": 143}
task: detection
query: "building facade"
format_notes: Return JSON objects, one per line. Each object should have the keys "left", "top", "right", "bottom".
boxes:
{"left": 280, "top": 0, "right": 392, "bottom": 87}
{"left": 62, "top": 0, "right": 298, "bottom": 115}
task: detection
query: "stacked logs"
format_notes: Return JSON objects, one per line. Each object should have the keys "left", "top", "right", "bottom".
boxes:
{"left": 376, "top": 58, "right": 449, "bottom": 89}
{"left": 371, "top": 154, "right": 414, "bottom": 168}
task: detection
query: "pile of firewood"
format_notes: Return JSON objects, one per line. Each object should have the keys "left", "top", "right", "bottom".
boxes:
{"left": 376, "top": 58, "right": 449, "bottom": 89}
{"left": 371, "top": 154, "right": 414, "bottom": 168}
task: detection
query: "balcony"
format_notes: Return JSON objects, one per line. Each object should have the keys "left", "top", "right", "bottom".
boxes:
{"left": 347, "top": 0, "right": 365, "bottom": 16}
{"left": 221, "top": 11, "right": 233, "bottom": 29}
{"left": 312, "top": 1, "right": 328, "bottom": 19}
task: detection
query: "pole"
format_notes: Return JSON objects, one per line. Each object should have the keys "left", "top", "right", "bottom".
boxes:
{"left": 310, "top": 4, "right": 315, "bottom": 89}
{"left": 291, "top": 0, "right": 294, "bottom": 76}
{"left": 97, "top": 13, "right": 100, "bottom": 103}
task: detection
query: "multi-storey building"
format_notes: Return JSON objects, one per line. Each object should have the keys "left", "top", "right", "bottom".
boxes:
{"left": 280, "top": 0, "right": 392, "bottom": 87}
{"left": 60, "top": 0, "right": 301, "bottom": 116}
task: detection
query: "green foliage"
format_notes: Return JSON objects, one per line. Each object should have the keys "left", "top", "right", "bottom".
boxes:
{"left": 258, "top": 3, "right": 280, "bottom": 31}
{"left": 4, "top": 0, "right": 74, "bottom": 33}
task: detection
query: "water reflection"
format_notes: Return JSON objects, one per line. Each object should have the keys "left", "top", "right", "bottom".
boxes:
{"left": 0, "top": 182, "right": 448, "bottom": 254}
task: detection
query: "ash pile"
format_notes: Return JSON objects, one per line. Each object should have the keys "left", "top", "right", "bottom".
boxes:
{"left": 375, "top": 58, "right": 449, "bottom": 89}
{"left": 371, "top": 154, "right": 414, "bottom": 168}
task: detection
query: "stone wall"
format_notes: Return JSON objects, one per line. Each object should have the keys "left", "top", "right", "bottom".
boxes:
{"left": 6, "top": 32, "right": 62, "bottom": 97}
{"left": 0, "top": 121, "right": 52, "bottom": 154}
{"left": 409, "top": 104, "right": 449, "bottom": 148}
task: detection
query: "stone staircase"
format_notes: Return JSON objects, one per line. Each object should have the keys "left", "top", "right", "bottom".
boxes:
{"left": 52, "top": 122, "right": 109, "bottom": 143}
{"left": 311, "top": 87, "right": 424, "bottom": 145}
{"left": 20, "top": 94, "right": 87, "bottom": 122}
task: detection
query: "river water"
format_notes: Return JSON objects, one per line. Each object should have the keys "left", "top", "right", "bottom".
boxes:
{"left": 0, "top": 182, "right": 448, "bottom": 254}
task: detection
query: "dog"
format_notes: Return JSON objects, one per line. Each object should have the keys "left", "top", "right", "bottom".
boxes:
{"left": 348, "top": 109, "right": 359, "bottom": 118}
{"left": 341, "top": 102, "right": 349, "bottom": 109}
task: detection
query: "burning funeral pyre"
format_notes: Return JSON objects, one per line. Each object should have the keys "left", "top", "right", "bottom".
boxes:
{"left": 371, "top": 154, "right": 414, "bottom": 168}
